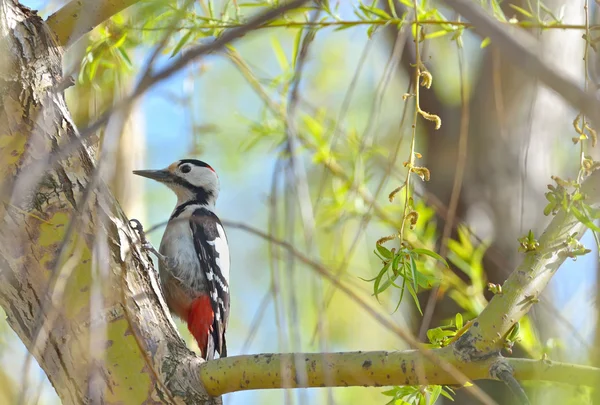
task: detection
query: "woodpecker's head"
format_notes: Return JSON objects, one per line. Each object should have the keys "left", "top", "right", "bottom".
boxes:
{"left": 133, "top": 159, "right": 220, "bottom": 206}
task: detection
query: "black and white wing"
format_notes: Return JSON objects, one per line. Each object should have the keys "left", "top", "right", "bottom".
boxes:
{"left": 189, "top": 207, "right": 230, "bottom": 359}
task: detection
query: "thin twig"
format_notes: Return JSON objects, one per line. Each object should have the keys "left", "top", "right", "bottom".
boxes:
{"left": 418, "top": 18, "right": 470, "bottom": 340}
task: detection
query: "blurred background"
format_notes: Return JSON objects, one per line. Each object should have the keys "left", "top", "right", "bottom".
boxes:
{"left": 2, "top": 0, "right": 599, "bottom": 404}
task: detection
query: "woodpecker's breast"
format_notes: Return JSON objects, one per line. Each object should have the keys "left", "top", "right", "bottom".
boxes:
{"left": 159, "top": 206, "right": 207, "bottom": 295}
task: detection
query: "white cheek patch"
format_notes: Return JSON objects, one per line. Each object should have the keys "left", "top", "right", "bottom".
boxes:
{"left": 188, "top": 167, "right": 219, "bottom": 189}
{"left": 207, "top": 223, "right": 230, "bottom": 282}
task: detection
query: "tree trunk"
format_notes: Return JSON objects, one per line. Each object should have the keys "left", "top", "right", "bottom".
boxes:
{"left": 0, "top": 1, "right": 213, "bottom": 403}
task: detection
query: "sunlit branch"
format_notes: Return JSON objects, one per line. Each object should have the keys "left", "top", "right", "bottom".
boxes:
{"left": 47, "top": 0, "right": 141, "bottom": 46}
{"left": 457, "top": 170, "right": 600, "bottom": 351}
{"left": 199, "top": 350, "right": 600, "bottom": 397}
{"left": 507, "top": 358, "right": 600, "bottom": 387}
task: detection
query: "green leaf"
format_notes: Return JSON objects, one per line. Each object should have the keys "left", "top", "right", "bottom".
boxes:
{"left": 367, "top": 24, "right": 378, "bottom": 38}
{"left": 491, "top": 0, "right": 507, "bottom": 21}
{"left": 88, "top": 57, "right": 100, "bottom": 81}
{"left": 171, "top": 31, "right": 192, "bottom": 57}
{"left": 270, "top": 37, "right": 289, "bottom": 70}
{"left": 455, "top": 313, "right": 463, "bottom": 329}
{"left": 392, "top": 252, "right": 403, "bottom": 273}
{"left": 427, "top": 327, "right": 442, "bottom": 343}
{"left": 376, "top": 244, "right": 394, "bottom": 260}
{"left": 409, "top": 255, "right": 419, "bottom": 295}
{"left": 396, "top": 275, "right": 407, "bottom": 312}
{"left": 509, "top": 4, "right": 534, "bottom": 18}
{"left": 116, "top": 47, "right": 132, "bottom": 68}
{"left": 359, "top": 4, "right": 392, "bottom": 20}
{"left": 480, "top": 37, "right": 491, "bottom": 48}
{"left": 507, "top": 322, "right": 520, "bottom": 341}
{"left": 381, "top": 388, "right": 397, "bottom": 397}
{"left": 113, "top": 31, "right": 127, "bottom": 46}
{"left": 407, "top": 283, "right": 422, "bottom": 315}
{"left": 373, "top": 262, "right": 391, "bottom": 300}
{"left": 412, "top": 248, "right": 449, "bottom": 267}
{"left": 415, "top": 272, "right": 437, "bottom": 289}
{"left": 440, "top": 387, "right": 455, "bottom": 401}
{"left": 207, "top": 0, "right": 214, "bottom": 18}
{"left": 428, "top": 386, "right": 442, "bottom": 405}
{"left": 333, "top": 24, "right": 356, "bottom": 32}
{"left": 572, "top": 206, "right": 600, "bottom": 232}
{"left": 387, "top": 0, "right": 399, "bottom": 18}
{"left": 375, "top": 271, "right": 401, "bottom": 295}
{"left": 424, "top": 30, "right": 450, "bottom": 40}
{"left": 291, "top": 29, "right": 303, "bottom": 68}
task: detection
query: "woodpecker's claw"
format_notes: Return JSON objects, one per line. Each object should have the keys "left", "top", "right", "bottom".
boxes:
{"left": 130, "top": 218, "right": 174, "bottom": 270}
{"left": 130, "top": 218, "right": 155, "bottom": 253}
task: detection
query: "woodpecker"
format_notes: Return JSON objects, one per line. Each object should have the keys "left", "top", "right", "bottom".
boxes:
{"left": 133, "top": 159, "right": 229, "bottom": 360}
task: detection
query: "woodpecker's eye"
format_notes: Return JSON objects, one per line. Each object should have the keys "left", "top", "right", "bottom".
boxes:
{"left": 180, "top": 165, "right": 191, "bottom": 174}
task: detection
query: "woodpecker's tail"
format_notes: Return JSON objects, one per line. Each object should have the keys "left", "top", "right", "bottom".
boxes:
{"left": 187, "top": 295, "right": 214, "bottom": 360}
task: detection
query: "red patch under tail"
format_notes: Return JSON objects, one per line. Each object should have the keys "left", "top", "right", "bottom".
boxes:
{"left": 187, "top": 295, "right": 214, "bottom": 359}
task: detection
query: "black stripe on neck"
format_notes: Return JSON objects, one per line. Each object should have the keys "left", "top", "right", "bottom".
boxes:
{"left": 171, "top": 200, "right": 209, "bottom": 220}
{"left": 171, "top": 177, "right": 213, "bottom": 205}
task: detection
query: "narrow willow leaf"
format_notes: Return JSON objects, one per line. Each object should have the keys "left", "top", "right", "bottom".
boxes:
{"left": 429, "top": 386, "right": 442, "bottom": 405}
{"left": 171, "top": 31, "right": 192, "bottom": 57}
{"left": 376, "top": 244, "right": 394, "bottom": 259}
{"left": 424, "top": 30, "right": 450, "bottom": 40}
{"left": 116, "top": 47, "right": 132, "bottom": 68}
{"left": 372, "top": 262, "right": 391, "bottom": 300}
{"left": 409, "top": 255, "right": 419, "bottom": 294}
{"left": 572, "top": 206, "right": 600, "bottom": 232}
{"left": 270, "top": 36, "right": 289, "bottom": 70}
{"left": 291, "top": 28, "right": 303, "bottom": 68}
{"left": 509, "top": 4, "right": 534, "bottom": 18}
{"left": 412, "top": 248, "right": 449, "bottom": 267}
{"left": 394, "top": 276, "right": 408, "bottom": 313}
{"left": 359, "top": 4, "right": 391, "bottom": 19}
{"left": 407, "top": 283, "right": 422, "bottom": 315}
{"left": 376, "top": 271, "right": 401, "bottom": 295}
{"left": 440, "top": 387, "right": 455, "bottom": 401}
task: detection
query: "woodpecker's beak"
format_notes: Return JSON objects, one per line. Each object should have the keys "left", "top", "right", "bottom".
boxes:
{"left": 133, "top": 169, "right": 173, "bottom": 183}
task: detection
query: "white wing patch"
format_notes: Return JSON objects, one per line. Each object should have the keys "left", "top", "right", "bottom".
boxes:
{"left": 207, "top": 222, "right": 230, "bottom": 282}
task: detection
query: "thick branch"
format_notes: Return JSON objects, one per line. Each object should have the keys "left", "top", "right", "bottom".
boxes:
{"left": 199, "top": 350, "right": 600, "bottom": 397}
{"left": 455, "top": 170, "right": 600, "bottom": 354}
{"left": 201, "top": 349, "right": 457, "bottom": 395}
{"left": 46, "top": 0, "right": 141, "bottom": 46}
{"left": 443, "top": 0, "right": 600, "bottom": 129}
{"left": 508, "top": 358, "right": 600, "bottom": 387}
